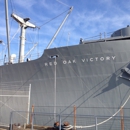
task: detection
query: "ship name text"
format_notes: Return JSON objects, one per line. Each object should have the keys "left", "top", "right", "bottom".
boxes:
{"left": 44, "top": 56, "right": 116, "bottom": 66}
{"left": 81, "top": 56, "right": 116, "bottom": 62}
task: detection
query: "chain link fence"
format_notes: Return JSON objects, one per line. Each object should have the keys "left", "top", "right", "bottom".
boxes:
{"left": 9, "top": 110, "right": 130, "bottom": 130}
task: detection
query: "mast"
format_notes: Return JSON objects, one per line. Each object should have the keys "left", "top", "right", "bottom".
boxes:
{"left": 11, "top": 13, "right": 36, "bottom": 63}
{"left": 46, "top": 6, "right": 73, "bottom": 49}
{"left": 5, "top": 0, "right": 11, "bottom": 63}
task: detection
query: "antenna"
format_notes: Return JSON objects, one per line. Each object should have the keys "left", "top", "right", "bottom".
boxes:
{"left": 11, "top": 13, "right": 36, "bottom": 63}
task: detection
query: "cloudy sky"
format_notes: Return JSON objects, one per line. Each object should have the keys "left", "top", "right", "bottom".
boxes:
{"left": 0, "top": 0, "right": 130, "bottom": 61}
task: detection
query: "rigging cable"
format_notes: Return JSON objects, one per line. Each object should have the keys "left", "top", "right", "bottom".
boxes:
{"left": 39, "top": 8, "right": 70, "bottom": 28}
{"left": 10, "top": 0, "right": 15, "bottom": 13}
{"left": 56, "top": 0, "right": 70, "bottom": 8}
{"left": 55, "top": 12, "right": 70, "bottom": 48}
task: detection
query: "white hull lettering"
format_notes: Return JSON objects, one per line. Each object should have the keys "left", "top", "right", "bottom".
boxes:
{"left": 100, "top": 57, "right": 104, "bottom": 61}
{"left": 68, "top": 60, "right": 71, "bottom": 64}
{"left": 45, "top": 63, "right": 48, "bottom": 66}
{"left": 95, "top": 57, "right": 98, "bottom": 61}
{"left": 63, "top": 60, "right": 67, "bottom": 64}
{"left": 82, "top": 59, "right": 85, "bottom": 62}
{"left": 81, "top": 56, "right": 116, "bottom": 62}
{"left": 106, "top": 56, "right": 110, "bottom": 60}
{"left": 54, "top": 61, "right": 57, "bottom": 65}
{"left": 45, "top": 56, "right": 116, "bottom": 66}
{"left": 63, "top": 59, "right": 76, "bottom": 64}
{"left": 112, "top": 56, "right": 116, "bottom": 60}
{"left": 45, "top": 61, "right": 57, "bottom": 66}
{"left": 73, "top": 59, "right": 76, "bottom": 63}
{"left": 90, "top": 58, "right": 93, "bottom": 62}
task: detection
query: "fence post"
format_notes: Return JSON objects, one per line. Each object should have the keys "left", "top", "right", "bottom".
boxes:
{"left": 30, "top": 105, "right": 34, "bottom": 124}
{"left": 74, "top": 106, "right": 76, "bottom": 130}
{"left": 9, "top": 111, "right": 13, "bottom": 130}
{"left": 59, "top": 114, "right": 61, "bottom": 130}
{"left": 31, "top": 113, "right": 34, "bottom": 130}
{"left": 120, "top": 106, "right": 124, "bottom": 130}
{"left": 95, "top": 116, "right": 98, "bottom": 130}
{"left": 27, "top": 84, "right": 31, "bottom": 124}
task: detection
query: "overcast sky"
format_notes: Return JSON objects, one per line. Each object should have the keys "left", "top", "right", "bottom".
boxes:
{"left": 0, "top": 0, "right": 130, "bottom": 60}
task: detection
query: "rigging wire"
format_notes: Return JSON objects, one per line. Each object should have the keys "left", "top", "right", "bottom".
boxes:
{"left": 56, "top": 0, "right": 70, "bottom": 8}
{"left": 37, "top": 28, "right": 40, "bottom": 58}
{"left": 10, "top": 25, "right": 20, "bottom": 43}
{"left": 56, "top": 14, "right": 70, "bottom": 47}
{"left": 25, "top": 28, "right": 40, "bottom": 59}
{"left": 51, "top": 13, "right": 70, "bottom": 48}
{"left": 0, "top": 101, "right": 27, "bottom": 120}
{"left": 39, "top": 8, "right": 69, "bottom": 27}
{"left": 10, "top": 0, "right": 15, "bottom": 13}
{"left": 26, "top": 28, "right": 38, "bottom": 44}
{"left": 48, "top": 8, "right": 70, "bottom": 48}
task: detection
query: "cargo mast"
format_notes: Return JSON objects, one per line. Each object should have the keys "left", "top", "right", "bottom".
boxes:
{"left": 11, "top": 13, "right": 36, "bottom": 63}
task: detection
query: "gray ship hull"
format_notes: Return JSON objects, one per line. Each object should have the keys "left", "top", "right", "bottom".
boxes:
{"left": 1, "top": 27, "right": 130, "bottom": 129}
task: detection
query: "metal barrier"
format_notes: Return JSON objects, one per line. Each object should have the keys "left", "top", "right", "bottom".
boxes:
{"left": 9, "top": 111, "right": 130, "bottom": 130}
